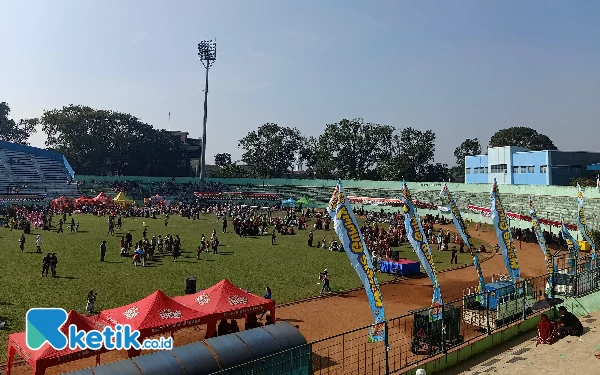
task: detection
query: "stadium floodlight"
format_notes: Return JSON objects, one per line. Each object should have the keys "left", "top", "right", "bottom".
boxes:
{"left": 197, "top": 40, "right": 217, "bottom": 191}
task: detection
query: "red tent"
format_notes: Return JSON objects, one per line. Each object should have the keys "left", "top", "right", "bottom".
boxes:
{"left": 242, "top": 192, "right": 280, "bottom": 200}
{"left": 99, "top": 290, "right": 206, "bottom": 357}
{"left": 93, "top": 192, "right": 112, "bottom": 203}
{"left": 6, "top": 311, "right": 108, "bottom": 375}
{"left": 173, "top": 279, "right": 276, "bottom": 337}
{"left": 194, "top": 192, "right": 223, "bottom": 199}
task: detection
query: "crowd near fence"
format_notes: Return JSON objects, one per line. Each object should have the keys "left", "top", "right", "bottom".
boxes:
{"left": 210, "top": 261, "right": 600, "bottom": 375}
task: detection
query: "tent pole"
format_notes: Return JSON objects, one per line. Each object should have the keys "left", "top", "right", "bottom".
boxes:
{"left": 6, "top": 344, "right": 15, "bottom": 375}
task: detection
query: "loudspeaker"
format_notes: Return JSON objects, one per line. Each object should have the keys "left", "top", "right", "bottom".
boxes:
{"left": 392, "top": 251, "right": 400, "bottom": 261}
{"left": 185, "top": 277, "right": 197, "bottom": 295}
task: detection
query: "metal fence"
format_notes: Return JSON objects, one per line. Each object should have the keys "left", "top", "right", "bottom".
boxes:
{"left": 211, "top": 263, "right": 600, "bottom": 375}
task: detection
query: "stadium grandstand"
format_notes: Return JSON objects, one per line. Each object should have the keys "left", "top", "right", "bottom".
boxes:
{"left": 0, "top": 141, "right": 78, "bottom": 198}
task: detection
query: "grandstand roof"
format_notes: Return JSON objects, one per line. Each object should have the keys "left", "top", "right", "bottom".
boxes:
{"left": 0, "top": 140, "right": 75, "bottom": 178}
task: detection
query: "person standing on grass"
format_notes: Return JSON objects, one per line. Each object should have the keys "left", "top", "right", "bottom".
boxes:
{"left": 212, "top": 236, "right": 219, "bottom": 254}
{"left": 308, "top": 231, "right": 314, "bottom": 247}
{"left": 86, "top": 291, "right": 97, "bottom": 313}
{"left": 320, "top": 269, "right": 331, "bottom": 294}
{"left": 35, "top": 235, "right": 43, "bottom": 253}
{"left": 100, "top": 240, "right": 107, "bottom": 262}
{"left": 222, "top": 217, "right": 227, "bottom": 233}
{"left": 260, "top": 287, "right": 272, "bottom": 319}
{"left": 57, "top": 219, "right": 63, "bottom": 233}
{"left": 50, "top": 253, "right": 58, "bottom": 277}
{"left": 42, "top": 253, "right": 51, "bottom": 277}
{"left": 18, "top": 233, "right": 26, "bottom": 252}
{"left": 451, "top": 246, "right": 458, "bottom": 264}
{"left": 271, "top": 230, "right": 276, "bottom": 245}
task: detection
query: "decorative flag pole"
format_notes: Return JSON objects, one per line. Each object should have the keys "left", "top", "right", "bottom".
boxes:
{"left": 529, "top": 197, "right": 556, "bottom": 296}
{"left": 576, "top": 184, "right": 597, "bottom": 262}
{"left": 489, "top": 179, "right": 521, "bottom": 285}
{"left": 440, "top": 183, "right": 486, "bottom": 299}
{"left": 402, "top": 180, "right": 443, "bottom": 320}
{"left": 560, "top": 215, "right": 580, "bottom": 275}
{"left": 327, "top": 180, "right": 385, "bottom": 342}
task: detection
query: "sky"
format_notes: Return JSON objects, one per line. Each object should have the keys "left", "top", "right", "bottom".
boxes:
{"left": 2, "top": 0, "right": 600, "bottom": 167}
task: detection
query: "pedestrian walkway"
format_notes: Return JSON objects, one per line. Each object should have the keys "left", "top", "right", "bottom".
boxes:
{"left": 445, "top": 309, "right": 600, "bottom": 375}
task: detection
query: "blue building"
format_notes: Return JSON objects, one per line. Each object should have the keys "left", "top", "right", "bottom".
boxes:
{"left": 465, "top": 146, "right": 600, "bottom": 185}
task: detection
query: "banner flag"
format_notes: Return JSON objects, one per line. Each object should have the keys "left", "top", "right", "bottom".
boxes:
{"left": 576, "top": 184, "right": 597, "bottom": 261}
{"left": 440, "top": 184, "right": 486, "bottom": 298}
{"left": 529, "top": 197, "right": 556, "bottom": 295}
{"left": 327, "top": 181, "right": 385, "bottom": 342}
{"left": 490, "top": 179, "right": 521, "bottom": 284}
{"left": 560, "top": 215, "right": 580, "bottom": 275}
{"left": 402, "top": 180, "right": 443, "bottom": 320}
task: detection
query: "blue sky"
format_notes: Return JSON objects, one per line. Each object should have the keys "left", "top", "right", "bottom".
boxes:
{"left": 2, "top": 0, "right": 599, "bottom": 167}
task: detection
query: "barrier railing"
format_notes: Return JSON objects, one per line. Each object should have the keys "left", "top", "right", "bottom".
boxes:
{"left": 211, "top": 264, "right": 600, "bottom": 375}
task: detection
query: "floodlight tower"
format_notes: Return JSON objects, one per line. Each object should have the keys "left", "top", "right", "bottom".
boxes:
{"left": 198, "top": 40, "right": 216, "bottom": 191}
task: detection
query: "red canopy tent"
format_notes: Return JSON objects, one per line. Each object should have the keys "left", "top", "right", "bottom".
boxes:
{"left": 92, "top": 192, "right": 112, "bottom": 204}
{"left": 6, "top": 311, "right": 109, "bottom": 375}
{"left": 99, "top": 290, "right": 206, "bottom": 357}
{"left": 466, "top": 204, "right": 578, "bottom": 230}
{"left": 242, "top": 192, "right": 280, "bottom": 200}
{"left": 173, "top": 279, "right": 275, "bottom": 338}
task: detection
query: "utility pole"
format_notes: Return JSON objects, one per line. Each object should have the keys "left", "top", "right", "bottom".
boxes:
{"left": 197, "top": 40, "right": 216, "bottom": 190}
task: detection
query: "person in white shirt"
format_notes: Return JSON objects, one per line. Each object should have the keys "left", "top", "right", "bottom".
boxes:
{"left": 35, "top": 235, "right": 43, "bottom": 253}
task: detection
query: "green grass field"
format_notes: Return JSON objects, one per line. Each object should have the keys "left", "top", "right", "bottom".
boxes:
{"left": 0, "top": 213, "right": 488, "bottom": 354}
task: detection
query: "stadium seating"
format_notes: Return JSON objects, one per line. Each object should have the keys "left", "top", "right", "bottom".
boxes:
{"left": 0, "top": 141, "right": 78, "bottom": 198}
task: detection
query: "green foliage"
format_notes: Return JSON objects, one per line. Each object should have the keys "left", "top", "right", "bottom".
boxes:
{"left": 40, "top": 105, "right": 187, "bottom": 176}
{"left": 489, "top": 127, "right": 557, "bottom": 151}
{"left": 570, "top": 177, "right": 597, "bottom": 187}
{"left": 591, "top": 230, "right": 600, "bottom": 249}
{"left": 380, "top": 127, "right": 437, "bottom": 181}
{"left": 214, "top": 153, "right": 232, "bottom": 167}
{"left": 454, "top": 138, "right": 481, "bottom": 169}
{"left": 0, "top": 102, "right": 37, "bottom": 144}
{"left": 317, "top": 119, "right": 394, "bottom": 180}
{"left": 238, "top": 123, "right": 302, "bottom": 178}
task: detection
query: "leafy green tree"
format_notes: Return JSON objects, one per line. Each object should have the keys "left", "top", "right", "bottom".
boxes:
{"left": 238, "top": 123, "right": 302, "bottom": 178}
{"left": 454, "top": 138, "right": 481, "bottom": 169}
{"left": 569, "top": 176, "right": 597, "bottom": 187}
{"left": 214, "top": 153, "right": 232, "bottom": 167}
{"left": 317, "top": 119, "right": 394, "bottom": 180}
{"left": 380, "top": 127, "right": 436, "bottom": 181}
{"left": 40, "top": 105, "right": 187, "bottom": 176}
{"left": 489, "top": 127, "right": 557, "bottom": 151}
{"left": 0, "top": 102, "right": 37, "bottom": 144}
{"left": 422, "top": 163, "right": 452, "bottom": 182}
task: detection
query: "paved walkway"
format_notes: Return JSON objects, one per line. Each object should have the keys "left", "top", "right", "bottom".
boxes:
{"left": 445, "top": 309, "right": 600, "bottom": 375}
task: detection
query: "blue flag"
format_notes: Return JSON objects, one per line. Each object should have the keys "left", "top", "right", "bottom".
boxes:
{"left": 560, "top": 215, "right": 580, "bottom": 275}
{"left": 402, "top": 180, "right": 443, "bottom": 320}
{"left": 490, "top": 179, "right": 521, "bottom": 284}
{"left": 577, "top": 184, "right": 597, "bottom": 261}
{"left": 327, "top": 181, "right": 385, "bottom": 342}
{"left": 529, "top": 197, "right": 556, "bottom": 295}
{"left": 441, "top": 183, "right": 486, "bottom": 298}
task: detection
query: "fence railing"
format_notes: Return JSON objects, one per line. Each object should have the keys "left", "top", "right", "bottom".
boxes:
{"left": 210, "top": 262, "right": 600, "bottom": 375}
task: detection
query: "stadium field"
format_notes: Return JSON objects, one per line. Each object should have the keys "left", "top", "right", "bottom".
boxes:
{"left": 0, "top": 212, "right": 484, "bottom": 355}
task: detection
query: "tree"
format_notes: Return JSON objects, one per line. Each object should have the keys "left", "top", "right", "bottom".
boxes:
{"left": 454, "top": 138, "right": 481, "bottom": 169}
{"left": 238, "top": 123, "right": 302, "bottom": 178}
{"left": 214, "top": 153, "right": 232, "bottom": 167}
{"left": 317, "top": 119, "right": 394, "bottom": 180}
{"left": 421, "top": 163, "right": 452, "bottom": 182}
{"left": 489, "top": 127, "right": 557, "bottom": 151}
{"left": 40, "top": 105, "right": 187, "bottom": 176}
{"left": 0, "top": 102, "right": 37, "bottom": 144}
{"left": 380, "top": 127, "right": 436, "bottom": 181}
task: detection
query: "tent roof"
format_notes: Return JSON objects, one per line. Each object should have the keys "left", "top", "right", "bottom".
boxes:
{"left": 8, "top": 311, "right": 108, "bottom": 368}
{"left": 99, "top": 290, "right": 206, "bottom": 337}
{"left": 173, "top": 279, "right": 275, "bottom": 320}
{"left": 113, "top": 192, "right": 133, "bottom": 202}
{"left": 296, "top": 197, "right": 310, "bottom": 204}
{"left": 93, "top": 192, "right": 111, "bottom": 201}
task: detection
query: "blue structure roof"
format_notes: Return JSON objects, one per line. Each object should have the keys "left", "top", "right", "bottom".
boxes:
{"left": 587, "top": 164, "right": 600, "bottom": 171}
{"left": 0, "top": 140, "right": 75, "bottom": 178}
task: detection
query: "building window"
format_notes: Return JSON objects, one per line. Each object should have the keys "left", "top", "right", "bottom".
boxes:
{"left": 513, "top": 166, "right": 519, "bottom": 173}
{"left": 528, "top": 166, "right": 534, "bottom": 173}
{"left": 466, "top": 168, "right": 470, "bottom": 174}
{"left": 490, "top": 164, "right": 508, "bottom": 173}
{"left": 474, "top": 168, "right": 478, "bottom": 174}
{"left": 521, "top": 166, "right": 526, "bottom": 173}
{"left": 485, "top": 167, "right": 488, "bottom": 173}
{"left": 540, "top": 165, "right": 547, "bottom": 173}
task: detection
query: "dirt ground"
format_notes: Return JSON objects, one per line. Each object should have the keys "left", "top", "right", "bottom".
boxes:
{"left": 6, "top": 223, "right": 558, "bottom": 375}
